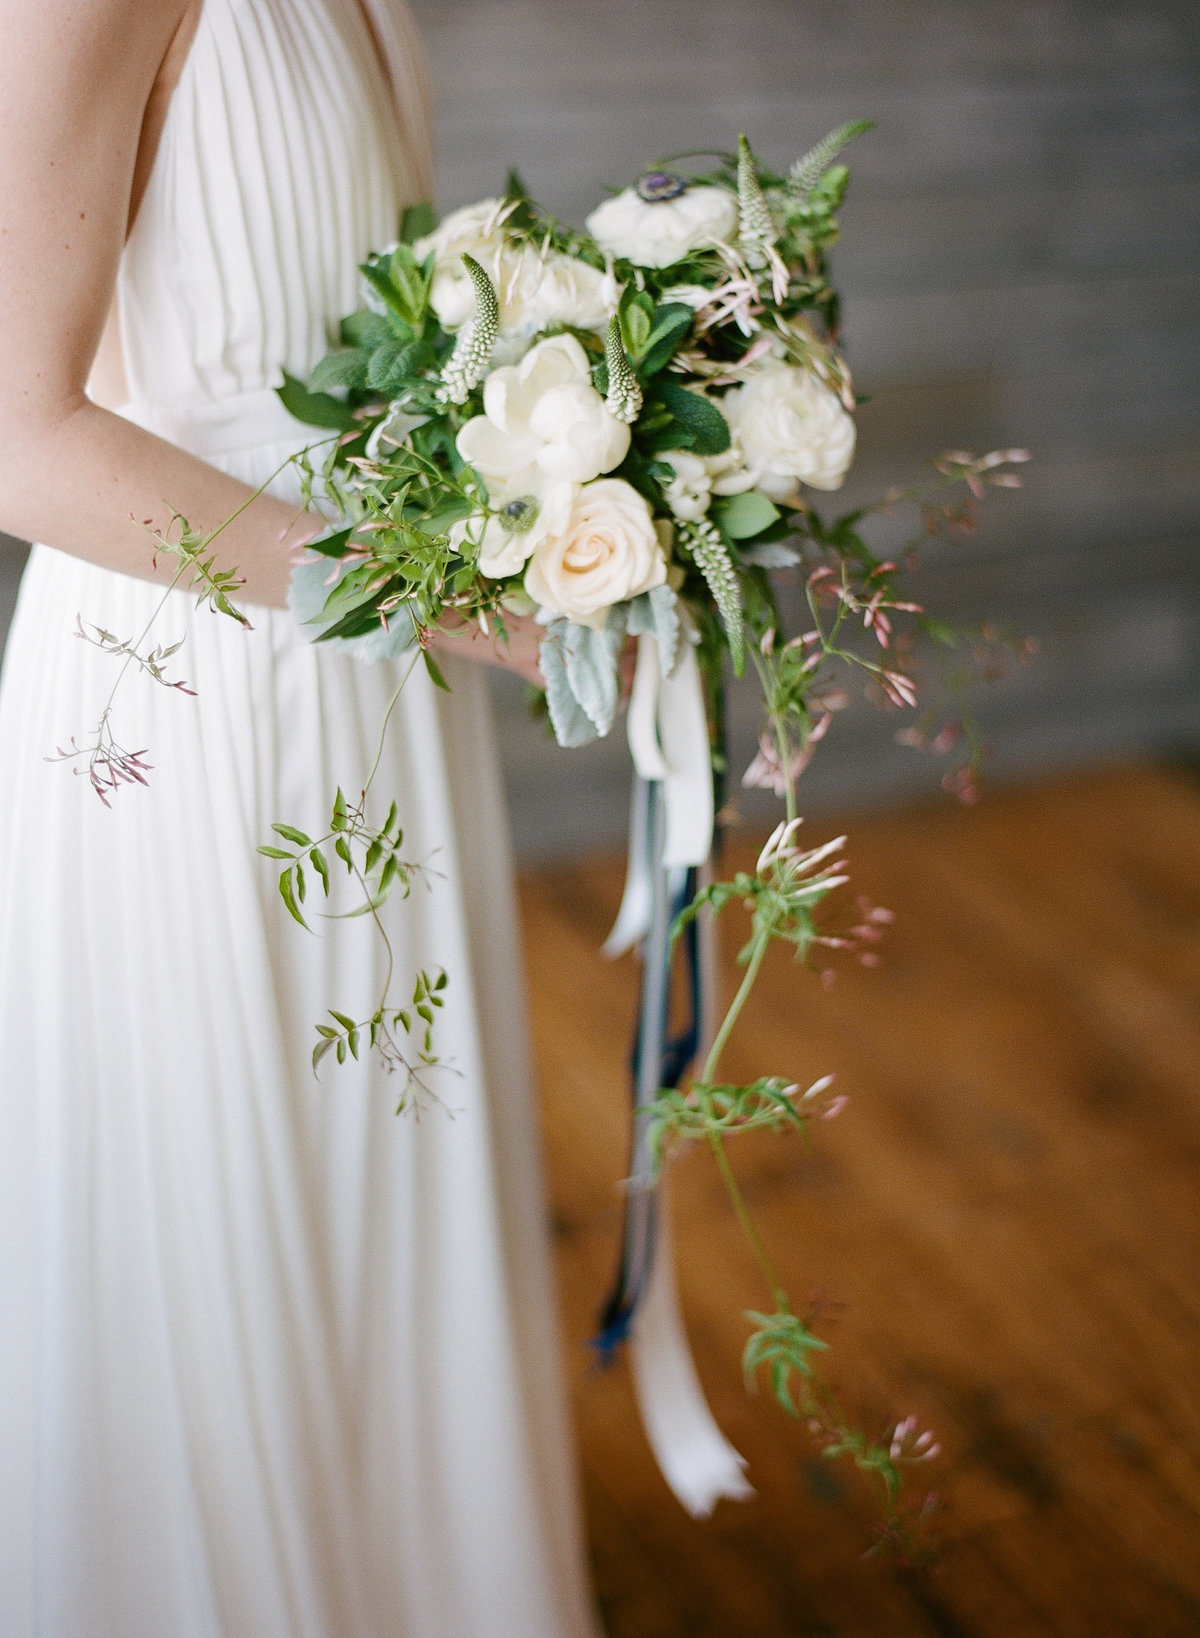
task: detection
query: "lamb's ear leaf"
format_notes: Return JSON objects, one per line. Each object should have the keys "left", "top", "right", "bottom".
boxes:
{"left": 561, "top": 617, "right": 624, "bottom": 738}
{"left": 538, "top": 622, "right": 600, "bottom": 748}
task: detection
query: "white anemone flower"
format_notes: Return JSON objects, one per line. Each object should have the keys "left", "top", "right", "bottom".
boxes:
{"left": 586, "top": 182, "right": 738, "bottom": 269}
{"left": 450, "top": 475, "right": 576, "bottom": 581}
{"left": 456, "top": 333, "right": 630, "bottom": 489}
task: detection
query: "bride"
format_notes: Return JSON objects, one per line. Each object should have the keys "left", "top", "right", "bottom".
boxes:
{"left": 0, "top": 1, "right": 600, "bottom": 1633}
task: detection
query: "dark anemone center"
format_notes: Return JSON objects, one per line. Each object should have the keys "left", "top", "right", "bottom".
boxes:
{"left": 636, "top": 170, "right": 688, "bottom": 204}
{"left": 500, "top": 495, "right": 538, "bottom": 534}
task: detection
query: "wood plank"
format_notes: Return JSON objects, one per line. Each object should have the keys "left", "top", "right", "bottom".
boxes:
{"left": 521, "top": 765, "right": 1200, "bottom": 1635}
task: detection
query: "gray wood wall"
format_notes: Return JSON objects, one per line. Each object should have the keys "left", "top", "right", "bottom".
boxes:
{"left": 3, "top": 0, "right": 1197, "bottom": 855}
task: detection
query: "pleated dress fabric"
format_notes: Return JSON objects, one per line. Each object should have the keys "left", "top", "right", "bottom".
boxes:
{"left": 0, "top": 4, "right": 599, "bottom": 1635}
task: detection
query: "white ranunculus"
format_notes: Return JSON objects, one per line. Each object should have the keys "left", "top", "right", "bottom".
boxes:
{"left": 524, "top": 478, "right": 667, "bottom": 627}
{"left": 506, "top": 251, "right": 612, "bottom": 337}
{"left": 414, "top": 199, "right": 612, "bottom": 343}
{"left": 586, "top": 186, "right": 738, "bottom": 269}
{"left": 721, "top": 360, "right": 857, "bottom": 499}
{"left": 456, "top": 333, "right": 630, "bottom": 489}
{"left": 450, "top": 476, "right": 576, "bottom": 581}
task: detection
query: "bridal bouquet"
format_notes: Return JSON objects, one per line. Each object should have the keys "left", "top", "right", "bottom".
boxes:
{"left": 66, "top": 124, "right": 1028, "bottom": 1552}
{"left": 279, "top": 130, "right": 876, "bottom": 749}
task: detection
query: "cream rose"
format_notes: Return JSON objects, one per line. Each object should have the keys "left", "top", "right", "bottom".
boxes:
{"left": 586, "top": 184, "right": 738, "bottom": 269}
{"left": 524, "top": 479, "right": 667, "bottom": 627}
{"left": 414, "top": 199, "right": 612, "bottom": 342}
{"left": 721, "top": 360, "right": 856, "bottom": 499}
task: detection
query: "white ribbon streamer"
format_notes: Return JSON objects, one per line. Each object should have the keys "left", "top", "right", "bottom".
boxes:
{"left": 604, "top": 631, "right": 714, "bottom": 957}
{"left": 630, "top": 1185, "right": 754, "bottom": 1516}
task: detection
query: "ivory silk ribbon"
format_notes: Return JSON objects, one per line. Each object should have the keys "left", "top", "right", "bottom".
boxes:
{"left": 600, "top": 631, "right": 753, "bottom": 1517}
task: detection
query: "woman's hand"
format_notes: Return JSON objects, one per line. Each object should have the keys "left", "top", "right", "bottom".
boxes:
{"left": 428, "top": 611, "right": 546, "bottom": 686}
{"left": 429, "top": 611, "right": 639, "bottom": 698}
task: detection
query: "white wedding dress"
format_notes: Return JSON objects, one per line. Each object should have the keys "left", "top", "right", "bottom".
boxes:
{"left": 0, "top": 3, "right": 599, "bottom": 1634}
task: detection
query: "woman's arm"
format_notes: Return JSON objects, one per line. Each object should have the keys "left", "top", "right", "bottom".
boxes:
{"left": 0, "top": 0, "right": 326, "bottom": 609}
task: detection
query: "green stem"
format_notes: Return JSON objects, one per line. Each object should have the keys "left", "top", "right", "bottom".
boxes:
{"left": 362, "top": 645, "right": 420, "bottom": 797}
{"left": 707, "top": 1128, "right": 787, "bottom": 1308}
{"left": 697, "top": 929, "right": 788, "bottom": 1304}
{"left": 774, "top": 716, "right": 798, "bottom": 825}
{"left": 700, "top": 929, "right": 768, "bottom": 1086}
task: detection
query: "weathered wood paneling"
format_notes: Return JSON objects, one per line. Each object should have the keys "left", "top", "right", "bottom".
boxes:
{"left": 2, "top": 0, "right": 1196, "bottom": 851}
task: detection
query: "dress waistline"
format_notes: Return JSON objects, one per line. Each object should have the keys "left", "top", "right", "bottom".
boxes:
{"left": 117, "top": 386, "right": 324, "bottom": 460}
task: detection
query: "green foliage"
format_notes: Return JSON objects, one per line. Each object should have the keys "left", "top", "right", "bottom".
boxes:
{"left": 258, "top": 786, "right": 421, "bottom": 935}
{"left": 788, "top": 119, "right": 874, "bottom": 197}
{"left": 312, "top": 967, "right": 449, "bottom": 1109}
{"left": 652, "top": 381, "right": 731, "bottom": 455}
{"left": 714, "top": 491, "right": 780, "bottom": 540}
{"left": 361, "top": 243, "right": 433, "bottom": 328}
{"left": 308, "top": 348, "right": 370, "bottom": 393}
{"left": 643, "top": 1077, "right": 809, "bottom": 1172}
{"left": 743, "top": 1308, "right": 829, "bottom": 1417}
{"left": 677, "top": 518, "right": 745, "bottom": 675}
{"left": 278, "top": 370, "right": 358, "bottom": 431}
{"left": 399, "top": 200, "right": 436, "bottom": 244}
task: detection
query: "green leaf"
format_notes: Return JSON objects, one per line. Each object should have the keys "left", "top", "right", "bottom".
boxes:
{"left": 310, "top": 846, "right": 330, "bottom": 894}
{"left": 618, "top": 286, "right": 655, "bottom": 355}
{"left": 366, "top": 338, "right": 421, "bottom": 391}
{"left": 331, "top": 788, "right": 349, "bottom": 830}
{"left": 330, "top": 1010, "right": 356, "bottom": 1032}
{"left": 422, "top": 650, "right": 450, "bottom": 691}
{"left": 308, "top": 348, "right": 369, "bottom": 393}
{"left": 656, "top": 381, "right": 731, "bottom": 454}
{"left": 257, "top": 845, "right": 294, "bottom": 860}
{"left": 340, "top": 309, "right": 394, "bottom": 349}
{"left": 278, "top": 868, "right": 311, "bottom": 931}
{"left": 378, "top": 853, "right": 402, "bottom": 899}
{"left": 637, "top": 303, "right": 694, "bottom": 377}
{"left": 716, "top": 490, "right": 781, "bottom": 539}
{"left": 277, "top": 371, "right": 358, "bottom": 432}
{"left": 304, "top": 526, "right": 355, "bottom": 560}
{"left": 273, "top": 823, "right": 313, "bottom": 846}
{"left": 400, "top": 200, "right": 436, "bottom": 243}
{"left": 334, "top": 835, "right": 354, "bottom": 870}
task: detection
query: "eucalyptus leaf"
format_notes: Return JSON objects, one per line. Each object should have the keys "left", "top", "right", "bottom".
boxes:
{"left": 717, "top": 490, "right": 780, "bottom": 539}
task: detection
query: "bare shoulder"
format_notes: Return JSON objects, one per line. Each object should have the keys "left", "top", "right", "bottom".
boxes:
{"left": 0, "top": 0, "right": 199, "bottom": 432}
{"left": 0, "top": 0, "right": 194, "bottom": 110}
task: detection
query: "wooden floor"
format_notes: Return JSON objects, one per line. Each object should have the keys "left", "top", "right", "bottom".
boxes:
{"left": 519, "top": 765, "right": 1200, "bottom": 1638}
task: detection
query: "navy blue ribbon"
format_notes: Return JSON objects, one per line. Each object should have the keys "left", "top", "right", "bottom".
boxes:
{"left": 593, "top": 778, "right": 702, "bottom": 1360}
